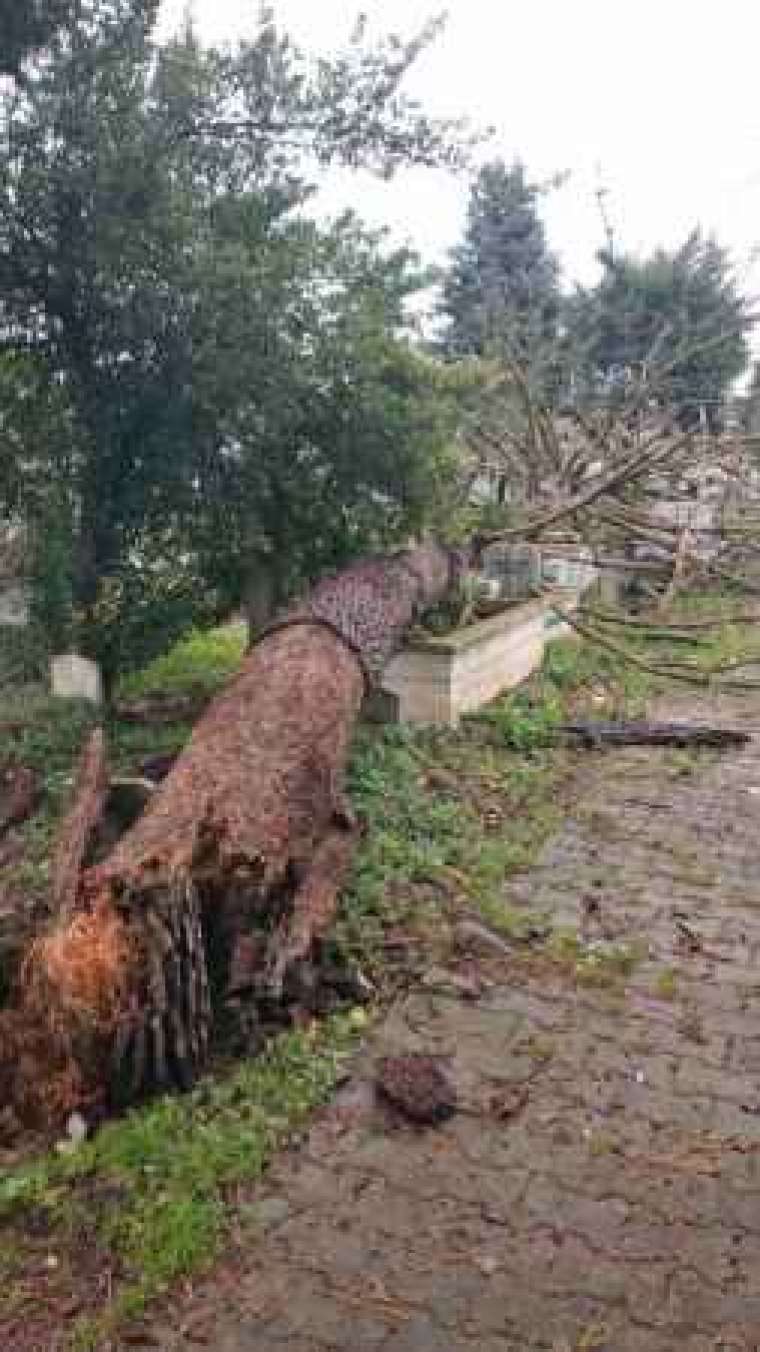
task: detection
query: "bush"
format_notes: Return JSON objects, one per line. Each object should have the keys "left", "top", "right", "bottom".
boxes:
{"left": 117, "top": 624, "right": 247, "bottom": 701}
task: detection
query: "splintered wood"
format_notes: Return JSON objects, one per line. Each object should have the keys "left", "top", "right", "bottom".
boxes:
{"left": 0, "top": 544, "right": 463, "bottom": 1129}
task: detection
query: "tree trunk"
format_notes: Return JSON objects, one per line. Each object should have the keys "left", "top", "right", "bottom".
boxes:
{"left": 0, "top": 543, "right": 464, "bottom": 1127}
{"left": 243, "top": 552, "right": 283, "bottom": 648}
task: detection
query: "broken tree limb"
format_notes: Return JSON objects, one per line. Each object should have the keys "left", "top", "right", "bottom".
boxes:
{"left": 1, "top": 543, "right": 464, "bottom": 1124}
{"left": 475, "top": 427, "right": 693, "bottom": 551}
{"left": 50, "top": 728, "right": 109, "bottom": 921}
{"left": 658, "top": 527, "right": 693, "bottom": 614}
{"left": 561, "top": 720, "right": 751, "bottom": 749}
{"left": 551, "top": 597, "right": 760, "bottom": 693}
{"left": 576, "top": 604, "right": 760, "bottom": 633}
{"left": 263, "top": 817, "right": 362, "bottom": 1001}
{"left": 0, "top": 765, "right": 41, "bottom": 839}
{"left": 575, "top": 608, "right": 706, "bottom": 643}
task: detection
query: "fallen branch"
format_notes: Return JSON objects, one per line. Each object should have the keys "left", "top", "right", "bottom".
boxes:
{"left": 658, "top": 527, "right": 692, "bottom": 613}
{"left": 561, "top": 720, "right": 751, "bottom": 749}
{"left": 551, "top": 598, "right": 760, "bottom": 692}
{"left": 0, "top": 765, "right": 40, "bottom": 838}
{"left": 577, "top": 604, "right": 760, "bottom": 632}
{"left": 576, "top": 607, "right": 707, "bottom": 642}
{"left": 475, "top": 428, "right": 694, "bottom": 551}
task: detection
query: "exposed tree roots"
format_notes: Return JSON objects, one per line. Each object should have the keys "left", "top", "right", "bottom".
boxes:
{"left": 0, "top": 544, "right": 463, "bottom": 1135}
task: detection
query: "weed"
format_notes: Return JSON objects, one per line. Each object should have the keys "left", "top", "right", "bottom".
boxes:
{"left": 656, "top": 967, "right": 678, "bottom": 1001}
{"left": 577, "top": 1320, "right": 609, "bottom": 1351}
{"left": 521, "top": 1033, "right": 556, "bottom": 1063}
{"left": 587, "top": 1130, "right": 617, "bottom": 1159}
{"left": 547, "top": 931, "right": 645, "bottom": 989}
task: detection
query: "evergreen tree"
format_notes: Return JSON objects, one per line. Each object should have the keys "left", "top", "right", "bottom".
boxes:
{"left": 0, "top": 0, "right": 76, "bottom": 74}
{"left": 568, "top": 232, "right": 752, "bottom": 428}
{"left": 440, "top": 159, "right": 560, "bottom": 371}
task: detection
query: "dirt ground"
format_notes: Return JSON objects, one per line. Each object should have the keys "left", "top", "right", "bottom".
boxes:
{"left": 135, "top": 691, "right": 760, "bottom": 1351}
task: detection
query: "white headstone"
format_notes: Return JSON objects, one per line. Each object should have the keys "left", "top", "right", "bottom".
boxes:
{"left": 0, "top": 582, "right": 30, "bottom": 627}
{"left": 50, "top": 653, "right": 103, "bottom": 705}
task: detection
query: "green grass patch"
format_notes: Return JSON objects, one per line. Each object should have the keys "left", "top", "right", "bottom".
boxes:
{"left": 655, "top": 966, "right": 678, "bottom": 1001}
{"left": 546, "top": 929, "right": 647, "bottom": 989}
{"left": 0, "top": 614, "right": 685, "bottom": 1345}
{"left": 338, "top": 634, "right": 638, "bottom": 973}
{"left": 0, "top": 624, "right": 248, "bottom": 912}
{"left": 0, "top": 1018, "right": 360, "bottom": 1348}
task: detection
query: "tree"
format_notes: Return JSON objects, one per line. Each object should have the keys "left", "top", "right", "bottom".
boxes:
{"left": 188, "top": 208, "right": 464, "bottom": 630}
{"left": 741, "top": 360, "right": 760, "bottom": 436}
{"left": 0, "top": 0, "right": 76, "bottom": 75}
{"left": 567, "top": 232, "right": 752, "bottom": 429}
{"left": 439, "top": 159, "right": 561, "bottom": 373}
{"left": 0, "top": 542, "right": 465, "bottom": 1123}
{"left": 0, "top": 3, "right": 473, "bottom": 682}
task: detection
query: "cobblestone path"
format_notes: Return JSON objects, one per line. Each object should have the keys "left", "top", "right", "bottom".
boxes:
{"left": 148, "top": 694, "right": 760, "bottom": 1352}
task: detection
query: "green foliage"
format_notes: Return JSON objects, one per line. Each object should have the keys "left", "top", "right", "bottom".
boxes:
{"left": 0, "top": 3, "right": 472, "bottom": 679}
{"left": 440, "top": 160, "right": 561, "bottom": 375}
{"left": 118, "top": 624, "right": 246, "bottom": 699}
{"left": 567, "top": 231, "right": 752, "bottom": 427}
{"left": 473, "top": 689, "right": 563, "bottom": 752}
{"left": 0, "top": 0, "right": 78, "bottom": 75}
{"left": 0, "top": 1018, "right": 360, "bottom": 1342}
{"left": 28, "top": 508, "right": 76, "bottom": 656}
{"left": 0, "top": 625, "right": 48, "bottom": 688}
{"left": 192, "top": 220, "right": 467, "bottom": 607}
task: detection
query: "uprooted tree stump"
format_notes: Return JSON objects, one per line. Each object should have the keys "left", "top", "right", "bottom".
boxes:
{"left": 0, "top": 544, "right": 465, "bottom": 1133}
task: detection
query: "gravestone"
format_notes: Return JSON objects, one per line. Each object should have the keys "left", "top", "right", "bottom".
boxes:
{"left": 50, "top": 653, "right": 103, "bottom": 705}
{"left": 482, "top": 543, "right": 542, "bottom": 600}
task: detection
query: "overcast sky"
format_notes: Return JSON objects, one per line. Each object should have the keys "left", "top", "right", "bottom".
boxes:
{"left": 158, "top": 0, "right": 760, "bottom": 297}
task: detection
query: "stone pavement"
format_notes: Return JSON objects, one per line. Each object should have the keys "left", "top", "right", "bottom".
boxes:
{"left": 148, "top": 694, "right": 760, "bottom": 1352}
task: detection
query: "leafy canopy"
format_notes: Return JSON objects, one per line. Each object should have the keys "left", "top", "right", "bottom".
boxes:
{"left": 0, "top": 1, "right": 474, "bottom": 679}
{"left": 567, "top": 232, "right": 753, "bottom": 426}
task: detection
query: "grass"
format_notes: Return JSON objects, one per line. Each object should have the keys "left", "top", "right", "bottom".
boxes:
{"left": 546, "top": 929, "right": 647, "bottom": 990}
{"left": 117, "top": 623, "right": 247, "bottom": 701}
{"left": 0, "top": 625, "right": 248, "bottom": 908}
{"left": 338, "top": 631, "right": 645, "bottom": 972}
{"left": 0, "top": 594, "right": 741, "bottom": 1347}
{"left": 0, "top": 1018, "right": 360, "bottom": 1349}
{"left": 655, "top": 966, "right": 679, "bottom": 1001}
{"left": 0, "top": 623, "right": 613, "bottom": 1346}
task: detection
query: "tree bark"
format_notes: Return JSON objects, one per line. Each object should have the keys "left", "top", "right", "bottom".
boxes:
{"left": 0, "top": 543, "right": 464, "bottom": 1126}
{"left": 561, "top": 720, "right": 750, "bottom": 749}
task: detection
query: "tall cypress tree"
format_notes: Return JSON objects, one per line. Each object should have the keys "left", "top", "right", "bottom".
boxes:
{"left": 440, "top": 159, "right": 560, "bottom": 366}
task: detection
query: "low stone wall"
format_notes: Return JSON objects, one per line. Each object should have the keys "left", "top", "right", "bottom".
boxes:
{"left": 376, "top": 589, "right": 582, "bottom": 727}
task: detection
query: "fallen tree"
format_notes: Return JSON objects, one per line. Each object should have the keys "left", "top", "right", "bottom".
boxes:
{"left": 2, "top": 358, "right": 758, "bottom": 1137}
{"left": 0, "top": 543, "right": 465, "bottom": 1131}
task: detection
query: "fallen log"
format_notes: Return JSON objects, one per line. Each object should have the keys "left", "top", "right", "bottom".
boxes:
{"left": 561, "top": 720, "right": 752, "bottom": 749}
{"left": 0, "top": 543, "right": 464, "bottom": 1126}
{"left": 0, "top": 765, "right": 41, "bottom": 838}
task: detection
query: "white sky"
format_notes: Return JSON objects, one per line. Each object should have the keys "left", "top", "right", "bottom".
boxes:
{"left": 158, "top": 0, "right": 760, "bottom": 298}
